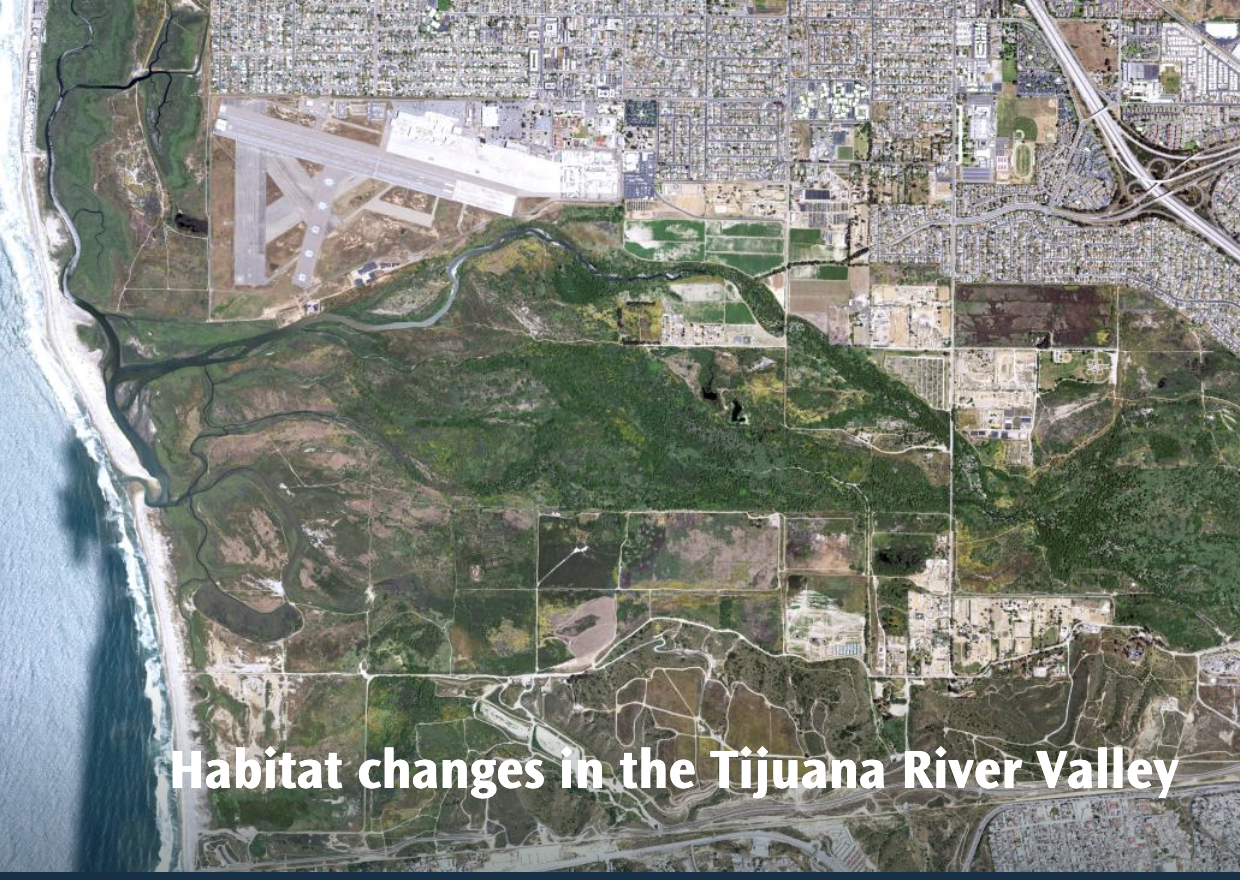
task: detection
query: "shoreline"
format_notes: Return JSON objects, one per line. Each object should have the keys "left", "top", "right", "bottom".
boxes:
{"left": 15, "top": 0, "right": 205, "bottom": 869}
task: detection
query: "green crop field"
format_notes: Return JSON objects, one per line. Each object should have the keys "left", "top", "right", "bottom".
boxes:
{"left": 625, "top": 218, "right": 786, "bottom": 276}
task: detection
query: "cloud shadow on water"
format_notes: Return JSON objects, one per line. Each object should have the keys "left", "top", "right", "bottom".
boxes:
{"left": 56, "top": 436, "right": 161, "bottom": 872}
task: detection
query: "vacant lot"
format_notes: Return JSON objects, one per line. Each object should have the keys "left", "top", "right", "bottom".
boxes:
{"left": 955, "top": 284, "right": 1116, "bottom": 347}
{"left": 785, "top": 515, "right": 866, "bottom": 573}
{"left": 620, "top": 511, "right": 781, "bottom": 591}
{"left": 1057, "top": 21, "right": 1116, "bottom": 75}
{"left": 1169, "top": 0, "right": 1240, "bottom": 19}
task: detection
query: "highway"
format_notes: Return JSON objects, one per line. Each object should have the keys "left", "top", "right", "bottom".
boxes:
{"left": 960, "top": 779, "right": 1240, "bottom": 870}
{"left": 1025, "top": 0, "right": 1240, "bottom": 263}
{"left": 215, "top": 106, "right": 523, "bottom": 216}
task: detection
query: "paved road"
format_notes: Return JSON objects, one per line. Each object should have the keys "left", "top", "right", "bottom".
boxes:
{"left": 1026, "top": 0, "right": 1240, "bottom": 263}
{"left": 961, "top": 779, "right": 1240, "bottom": 870}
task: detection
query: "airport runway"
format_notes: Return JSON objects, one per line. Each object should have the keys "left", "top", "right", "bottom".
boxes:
{"left": 215, "top": 106, "right": 523, "bottom": 216}
{"left": 292, "top": 168, "right": 342, "bottom": 289}
{"left": 232, "top": 143, "right": 268, "bottom": 286}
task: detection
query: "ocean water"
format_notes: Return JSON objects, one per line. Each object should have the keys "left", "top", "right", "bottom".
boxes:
{"left": 0, "top": 0, "right": 167, "bottom": 872}
{"left": 0, "top": 283, "right": 159, "bottom": 870}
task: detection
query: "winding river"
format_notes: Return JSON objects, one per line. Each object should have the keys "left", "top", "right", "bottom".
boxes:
{"left": 55, "top": 212, "right": 734, "bottom": 505}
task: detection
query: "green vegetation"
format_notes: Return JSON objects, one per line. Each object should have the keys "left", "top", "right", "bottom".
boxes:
{"left": 340, "top": 337, "right": 878, "bottom": 510}
{"left": 872, "top": 534, "right": 935, "bottom": 577}
{"left": 558, "top": 204, "right": 624, "bottom": 223}
{"left": 141, "top": 4, "right": 209, "bottom": 213}
{"left": 854, "top": 122, "right": 871, "bottom": 160}
{"left": 117, "top": 316, "right": 277, "bottom": 362}
{"left": 140, "top": 68, "right": 206, "bottom": 213}
{"left": 876, "top": 579, "right": 916, "bottom": 637}
{"left": 444, "top": 222, "right": 789, "bottom": 335}
{"left": 1160, "top": 65, "right": 1182, "bottom": 95}
{"left": 42, "top": 0, "right": 208, "bottom": 307}
{"left": 724, "top": 301, "right": 755, "bottom": 324}
{"left": 1001, "top": 42, "right": 1018, "bottom": 83}
{"left": 785, "top": 317, "right": 951, "bottom": 446}
{"left": 956, "top": 305, "right": 1240, "bottom": 645}
{"left": 452, "top": 509, "right": 536, "bottom": 591}
{"left": 1115, "top": 594, "right": 1217, "bottom": 651}
{"left": 624, "top": 218, "right": 786, "bottom": 277}
{"left": 50, "top": 88, "right": 136, "bottom": 304}
{"left": 37, "top": 0, "right": 138, "bottom": 147}
{"left": 813, "top": 264, "right": 848, "bottom": 280}
{"left": 1013, "top": 142, "right": 1033, "bottom": 177}
{"left": 452, "top": 589, "right": 537, "bottom": 674}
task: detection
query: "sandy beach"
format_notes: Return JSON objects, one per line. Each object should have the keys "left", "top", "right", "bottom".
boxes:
{"left": 15, "top": 0, "right": 206, "bottom": 868}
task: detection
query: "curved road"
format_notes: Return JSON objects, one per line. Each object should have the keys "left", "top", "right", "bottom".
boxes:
{"left": 1026, "top": 0, "right": 1240, "bottom": 263}
{"left": 961, "top": 779, "right": 1240, "bottom": 870}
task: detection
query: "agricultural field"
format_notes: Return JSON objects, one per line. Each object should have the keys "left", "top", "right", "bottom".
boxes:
{"left": 954, "top": 295, "right": 1240, "bottom": 648}
{"left": 786, "top": 270, "right": 854, "bottom": 344}
{"left": 39, "top": 0, "right": 1240, "bottom": 871}
{"left": 623, "top": 218, "right": 786, "bottom": 275}
{"left": 619, "top": 512, "right": 781, "bottom": 592}
{"left": 788, "top": 227, "right": 837, "bottom": 262}
{"left": 955, "top": 284, "right": 1117, "bottom": 347}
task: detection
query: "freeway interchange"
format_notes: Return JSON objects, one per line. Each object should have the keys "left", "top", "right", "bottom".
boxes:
{"left": 1025, "top": 0, "right": 1240, "bottom": 264}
